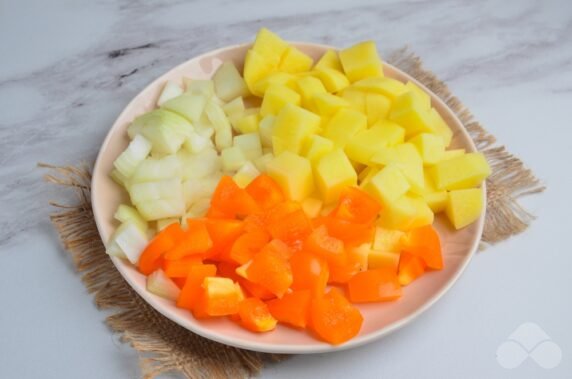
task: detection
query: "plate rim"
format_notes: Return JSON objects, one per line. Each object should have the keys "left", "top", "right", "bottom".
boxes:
{"left": 92, "top": 41, "right": 486, "bottom": 354}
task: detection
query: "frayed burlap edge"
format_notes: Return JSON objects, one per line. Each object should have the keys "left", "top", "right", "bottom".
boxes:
{"left": 42, "top": 47, "right": 544, "bottom": 379}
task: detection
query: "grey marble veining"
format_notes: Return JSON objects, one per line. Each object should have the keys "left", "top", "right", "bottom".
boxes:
{"left": 1, "top": 0, "right": 572, "bottom": 378}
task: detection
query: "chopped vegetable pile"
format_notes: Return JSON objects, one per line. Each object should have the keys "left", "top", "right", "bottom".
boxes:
{"left": 106, "top": 28, "right": 490, "bottom": 345}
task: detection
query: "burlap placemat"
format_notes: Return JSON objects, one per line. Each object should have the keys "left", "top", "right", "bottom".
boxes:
{"left": 42, "top": 48, "right": 545, "bottom": 379}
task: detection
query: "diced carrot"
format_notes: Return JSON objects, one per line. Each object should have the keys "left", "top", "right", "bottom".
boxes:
{"left": 401, "top": 225, "right": 443, "bottom": 270}
{"left": 245, "top": 242, "right": 293, "bottom": 298}
{"left": 331, "top": 187, "right": 381, "bottom": 224}
{"left": 164, "top": 219, "right": 212, "bottom": 260}
{"left": 138, "top": 223, "right": 185, "bottom": 275}
{"left": 245, "top": 174, "right": 285, "bottom": 210}
{"left": 305, "top": 225, "right": 346, "bottom": 267}
{"left": 267, "top": 290, "right": 311, "bottom": 329}
{"left": 162, "top": 255, "right": 203, "bottom": 278}
{"left": 290, "top": 251, "right": 329, "bottom": 294}
{"left": 176, "top": 264, "right": 217, "bottom": 311}
{"left": 348, "top": 269, "right": 402, "bottom": 303}
{"left": 211, "top": 176, "right": 260, "bottom": 218}
{"left": 398, "top": 252, "right": 426, "bottom": 286}
{"left": 238, "top": 298, "right": 277, "bottom": 332}
{"left": 229, "top": 230, "right": 269, "bottom": 264}
{"left": 310, "top": 288, "right": 363, "bottom": 345}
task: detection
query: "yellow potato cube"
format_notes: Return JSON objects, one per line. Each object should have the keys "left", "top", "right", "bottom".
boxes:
{"left": 389, "top": 92, "right": 437, "bottom": 138}
{"left": 428, "top": 108, "right": 453, "bottom": 147}
{"left": 364, "top": 165, "right": 410, "bottom": 205}
{"left": 267, "top": 151, "right": 314, "bottom": 201}
{"left": 301, "top": 197, "right": 323, "bottom": 218}
{"left": 302, "top": 134, "right": 334, "bottom": 163}
{"left": 272, "top": 103, "right": 321, "bottom": 155}
{"left": 366, "top": 93, "right": 391, "bottom": 125}
{"left": 371, "top": 143, "right": 424, "bottom": 192}
{"left": 340, "top": 89, "right": 367, "bottom": 113}
{"left": 314, "top": 49, "right": 343, "bottom": 72}
{"left": 312, "top": 93, "right": 350, "bottom": 117}
{"left": 313, "top": 68, "right": 350, "bottom": 93}
{"left": 295, "top": 76, "right": 327, "bottom": 108}
{"left": 258, "top": 115, "right": 275, "bottom": 147}
{"left": 377, "top": 195, "right": 434, "bottom": 230}
{"left": 445, "top": 188, "right": 484, "bottom": 229}
{"left": 352, "top": 77, "right": 408, "bottom": 101}
{"left": 440, "top": 149, "right": 465, "bottom": 161}
{"left": 430, "top": 152, "right": 491, "bottom": 190}
{"left": 279, "top": 46, "right": 314, "bottom": 73}
{"left": 373, "top": 227, "right": 405, "bottom": 252}
{"left": 234, "top": 113, "right": 260, "bottom": 134}
{"left": 339, "top": 41, "right": 384, "bottom": 82}
{"left": 243, "top": 49, "right": 275, "bottom": 93}
{"left": 314, "top": 149, "right": 357, "bottom": 204}
{"left": 322, "top": 108, "right": 367, "bottom": 148}
{"left": 251, "top": 72, "right": 296, "bottom": 97}
{"left": 252, "top": 27, "right": 289, "bottom": 66}
{"left": 405, "top": 81, "right": 431, "bottom": 110}
{"left": 412, "top": 172, "right": 448, "bottom": 213}
{"left": 409, "top": 133, "right": 445, "bottom": 165}
{"left": 358, "top": 166, "right": 380, "bottom": 189}
{"left": 345, "top": 121, "right": 405, "bottom": 164}
{"left": 260, "top": 84, "right": 301, "bottom": 117}
{"left": 368, "top": 250, "right": 400, "bottom": 271}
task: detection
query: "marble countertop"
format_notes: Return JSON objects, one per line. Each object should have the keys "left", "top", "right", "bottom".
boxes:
{"left": 1, "top": 0, "right": 571, "bottom": 378}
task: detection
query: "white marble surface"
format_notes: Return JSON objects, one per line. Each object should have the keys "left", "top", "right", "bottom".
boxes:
{"left": 1, "top": 0, "right": 571, "bottom": 378}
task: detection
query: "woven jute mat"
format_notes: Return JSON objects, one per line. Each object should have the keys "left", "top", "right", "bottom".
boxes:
{"left": 42, "top": 48, "right": 545, "bottom": 379}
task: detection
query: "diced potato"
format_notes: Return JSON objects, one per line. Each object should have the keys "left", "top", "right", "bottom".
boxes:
{"left": 184, "top": 79, "right": 215, "bottom": 98}
{"left": 314, "top": 149, "right": 357, "bottom": 204}
{"left": 301, "top": 197, "right": 323, "bottom": 218}
{"left": 258, "top": 115, "right": 276, "bottom": 147}
{"left": 260, "top": 84, "right": 301, "bottom": 116}
{"left": 213, "top": 62, "right": 250, "bottom": 102}
{"left": 446, "top": 188, "right": 484, "bottom": 229}
{"left": 389, "top": 94, "right": 436, "bottom": 138}
{"left": 345, "top": 121, "right": 405, "bottom": 164}
{"left": 313, "top": 68, "right": 350, "bottom": 93}
{"left": 440, "top": 149, "right": 465, "bottom": 161}
{"left": 295, "top": 76, "right": 327, "bottom": 108}
{"left": 358, "top": 166, "right": 379, "bottom": 189}
{"left": 157, "top": 81, "right": 184, "bottom": 107}
{"left": 430, "top": 152, "right": 491, "bottom": 190}
{"left": 405, "top": 81, "right": 431, "bottom": 110}
{"left": 373, "top": 227, "right": 405, "bottom": 252}
{"left": 412, "top": 171, "right": 448, "bottom": 213}
{"left": 377, "top": 195, "right": 433, "bottom": 230}
{"left": 252, "top": 72, "right": 296, "bottom": 96}
{"left": 267, "top": 152, "right": 314, "bottom": 201}
{"left": 368, "top": 250, "right": 400, "bottom": 271}
{"left": 312, "top": 93, "right": 349, "bottom": 117}
{"left": 409, "top": 133, "right": 445, "bottom": 166}
{"left": 252, "top": 27, "right": 289, "bottom": 66}
{"left": 302, "top": 134, "right": 334, "bottom": 163}
{"left": 322, "top": 108, "right": 367, "bottom": 149}
{"left": 222, "top": 96, "right": 245, "bottom": 117}
{"left": 243, "top": 49, "right": 275, "bottom": 93}
{"left": 272, "top": 103, "right": 321, "bottom": 155}
{"left": 340, "top": 89, "right": 367, "bottom": 113}
{"left": 314, "top": 49, "right": 343, "bottom": 72}
{"left": 221, "top": 146, "right": 247, "bottom": 172}
{"left": 352, "top": 77, "right": 407, "bottom": 101}
{"left": 233, "top": 133, "right": 262, "bottom": 161}
{"left": 371, "top": 143, "right": 424, "bottom": 192}
{"left": 366, "top": 93, "right": 391, "bottom": 125}
{"left": 428, "top": 108, "right": 453, "bottom": 147}
{"left": 279, "top": 46, "right": 313, "bottom": 73}
{"left": 364, "top": 165, "right": 410, "bottom": 205}
{"left": 253, "top": 152, "right": 274, "bottom": 172}
{"left": 233, "top": 162, "right": 261, "bottom": 188}
{"left": 234, "top": 112, "right": 260, "bottom": 134}
{"left": 339, "top": 41, "right": 383, "bottom": 82}
{"left": 161, "top": 93, "right": 207, "bottom": 123}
